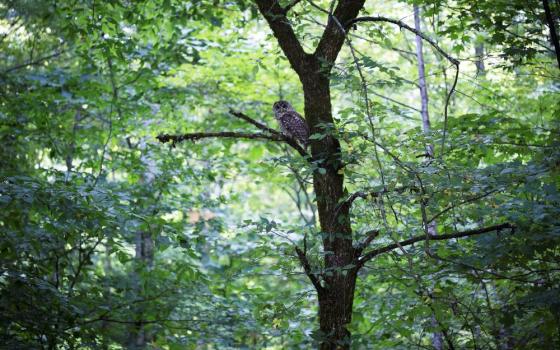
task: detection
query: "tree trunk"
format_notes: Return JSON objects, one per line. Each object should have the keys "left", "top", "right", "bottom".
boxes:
{"left": 317, "top": 272, "right": 357, "bottom": 350}
{"left": 127, "top": 230, "right": 154, "bottom": 349}
{"left": 127, "top": 157, "right": 155, "bottom": 349}
{"left": 543, "top": 0, "right": 560, "bottom": 69}
{"left": 414, "top": 5, "right": 431, "bottom": 155}
{"left": 414, "top": 5, "right": 444, "bottom": 349}
{"left": 253, "top": 1, "right": 366, "bottom": 348}
{"left": 301, "top": 62, "right": 358, "bottom": 350}
{"left": 475, "top": 42, "right": 485, "bottom": 76}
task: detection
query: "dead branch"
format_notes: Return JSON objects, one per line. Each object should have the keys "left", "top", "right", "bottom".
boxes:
{"left": 157, "top": 110, "right": 308, "bottom": 157}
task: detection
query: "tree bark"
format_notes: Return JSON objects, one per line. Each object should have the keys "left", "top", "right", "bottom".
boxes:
{"left": 317, "top": 271, "right": 357, "bottom": 350}
{"left": 475, "top": 42, "right": 485, "bottom": 76}
{"left": 301, "top": 68, "right": 357, "bottom": 349}
{"left": 414, "top": 5, "right": 434, "bottom": 160}
{"left": 127, "top": 232, "right": 154, "bottom": 349}
{"left": 253, "top": 1, "right": 365, "bottom": 347}
{"left": 543, "top": 0, "right": 560, "bottom": 69}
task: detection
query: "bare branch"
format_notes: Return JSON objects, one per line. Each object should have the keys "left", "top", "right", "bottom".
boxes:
{"left": 0, "top": 18, "right": 24, "bottom": 44}
{"left": 361, "top": 229, "right": 380, "bottom": 248}
{"left": 157, "top": 131, "right": 282, "bottom": 143}
{"left": 347, "top": 16, "right": 459, "bottom": 65}
{"left": 295, "top": 246, "right": 324, "bottom": 292}
{"left": 93, "top": 55, "right": 117, "bottom": 187}
{"left": 358, "top": 223, "right": 514, "bottom": 266}
{"left": 440, "top": 65, "right": 459, "bottom": 157}
{"left": 68, "top": 232, "right": 103, "bottom": 293}
{"left": 157, "top": 131, "right": 308, "bottom": 157}
{"left": 369, "top": 90, "right": 422, "bottom": 114}
{"left": 229, "top": 110, "right": 280, "bottom": 135}
{"left": 158, "top": 110, "right": 308, "bottom": 156}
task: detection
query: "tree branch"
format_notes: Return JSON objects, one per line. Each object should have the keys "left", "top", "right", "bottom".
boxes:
{"left": 295, "top": 246, "right": 324, "bottom": 292}
{"left": 314, "top": 0, "right": 367, "bottom": 65}
{"left": 542, "top": 0, "right": 560, "bottom": 70}
{"left": 282, "top": 0, "right": 303, "bottom": 14}
{"left": 2, "top": 49, "right": 65, "bottom": 75}
{"left": 428, "top": 190, "right": 499, "bottom": 225}
{"left": 157, "top": 131, "right": 296, "bottom": 149}
{"left": 347, "top": 16, "right": 459, "bottom": 65}
{"left": 358, "top": 223, "right": 514, "bottom": 266}
{"left": 253, "top": 0, "right": 309, "bottom": 75}
{"left": 157, "top": 110, "right": 308, "bottom": 157}
{"left": 354, "top": 229, "right": 380, "bottom": 256}
{"left": 229, "top": 109, "right": 280, "bottom": 135}
{"left": 157, "top": 131, "right": 283, "bottom": 142}
{"left": 340, "top": 185, "right": 417, "bottom": 210}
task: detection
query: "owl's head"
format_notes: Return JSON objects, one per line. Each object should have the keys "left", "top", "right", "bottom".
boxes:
{"left": 272, "top": 100, "right": 294, "bottom": 116}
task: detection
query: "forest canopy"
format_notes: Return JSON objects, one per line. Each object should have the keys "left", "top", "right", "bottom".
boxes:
{"left": 0, "top": 0, "right": 559, "bottom": 349}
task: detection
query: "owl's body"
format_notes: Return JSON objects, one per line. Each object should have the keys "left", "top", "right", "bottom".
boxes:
{"left": 273, "top": 100, "right": 309, "bottom": 149}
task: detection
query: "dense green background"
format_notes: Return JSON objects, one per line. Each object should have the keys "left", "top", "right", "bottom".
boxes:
{"left": 1, "top": 0, "right": 559, "bottom": 348}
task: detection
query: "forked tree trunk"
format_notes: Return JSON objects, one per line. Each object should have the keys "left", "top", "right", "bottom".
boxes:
{"left": 154, "top": 1, "right": 515, "bottom": 348}
{"left": 251, "top": 0, "right": 366, "bottom": 346}
{"left": 158, "top": 1, "right": 512, "bottom": 347}
{"left": 253, "top": 1, "right": 364, "bottom": 348}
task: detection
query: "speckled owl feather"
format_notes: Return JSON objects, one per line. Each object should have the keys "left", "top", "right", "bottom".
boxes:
{"left": 272, "top": 100, "right": 309, "bottom": 149}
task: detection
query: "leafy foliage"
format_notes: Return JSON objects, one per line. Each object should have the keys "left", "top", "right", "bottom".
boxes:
{"left": 0, "top": 0, "right": 559, "bottom": 349}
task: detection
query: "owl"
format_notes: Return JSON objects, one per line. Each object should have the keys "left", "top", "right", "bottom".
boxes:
{"left": 272, "top": 100, "right": 310, "bottom": 149}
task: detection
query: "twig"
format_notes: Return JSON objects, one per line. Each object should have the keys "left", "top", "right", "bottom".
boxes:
{"left": 427, "top": 189, "right": 499, "bottom": 224}
{"left": 229, "top": 110, "right": 280, "bottom": 135}
{"left": 0, "top": 18, "right": 23, "bottom": 44}
{"left": 347, "top": 16, "right": 459, "bottom": 65}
